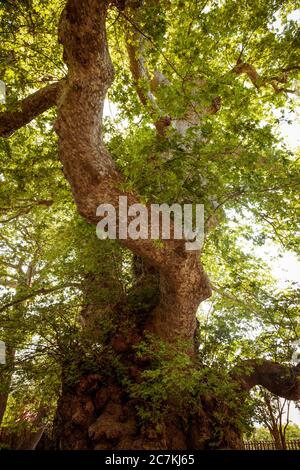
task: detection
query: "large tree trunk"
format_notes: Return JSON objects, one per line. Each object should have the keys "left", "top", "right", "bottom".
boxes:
{"left": 53, "top": 252, "right": 242, "bottom": 450}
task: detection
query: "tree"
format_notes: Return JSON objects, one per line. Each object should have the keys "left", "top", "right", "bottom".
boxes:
{"left": 250, "top": 408, "right": 300, "bottom": 449}
{"left": 286, "top": 423, "right": 300, "bottom": 440}
{"left": 0, "top": 0, "right": 299, "bottom": 450}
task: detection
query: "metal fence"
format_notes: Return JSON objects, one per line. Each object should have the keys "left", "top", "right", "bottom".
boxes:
{"left": 244, "top": 440, "right": 300, "bottom": 450}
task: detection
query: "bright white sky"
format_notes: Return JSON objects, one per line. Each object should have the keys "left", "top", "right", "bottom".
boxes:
{"left": 266, "top": 109, "right": 300, "bottom": 290}
{"left": 258, "top": 23, "right": 300, "bottom": 426}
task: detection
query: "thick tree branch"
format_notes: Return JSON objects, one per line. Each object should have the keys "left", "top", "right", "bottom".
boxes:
{"left": 125, "top": 26, "right": 172, "bottom": 136}
{"left": 0, "top": 81, "right": 63, "bottom": 137}
{"left": 54, "top": 0, "right": 211, "bottom": 342}
{"left": 234, "top": 359, "right": 300, "bottom": 401}
{"left": 125, "top": 30, "right": 155, "bottom": 108}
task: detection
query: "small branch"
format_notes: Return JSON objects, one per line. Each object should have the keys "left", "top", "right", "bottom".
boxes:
{"left": 0, "top": 278, "right": 18, "bottom": 289}
{"left": 120, "top": 11, "right": 185, "bottom": 81}
{"left": 0, "top": 81, "right": 63, "bottom": 137}
{"left": 124, "top": 23, "right": 172, "bottom": 136}
{"left": 123, "top": 7, "right": 221, "bottom": 136}
{"left": 233, "top": 359, "right": 300, "bottom": 401}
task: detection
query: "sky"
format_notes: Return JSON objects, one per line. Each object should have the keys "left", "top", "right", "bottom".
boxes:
{"left": 275, "top": 112, "right": 300, "bottom": 426}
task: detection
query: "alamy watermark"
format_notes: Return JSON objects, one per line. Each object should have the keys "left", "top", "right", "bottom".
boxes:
{"left": 96, "top": 196, "right": 204, "bottom": 251}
